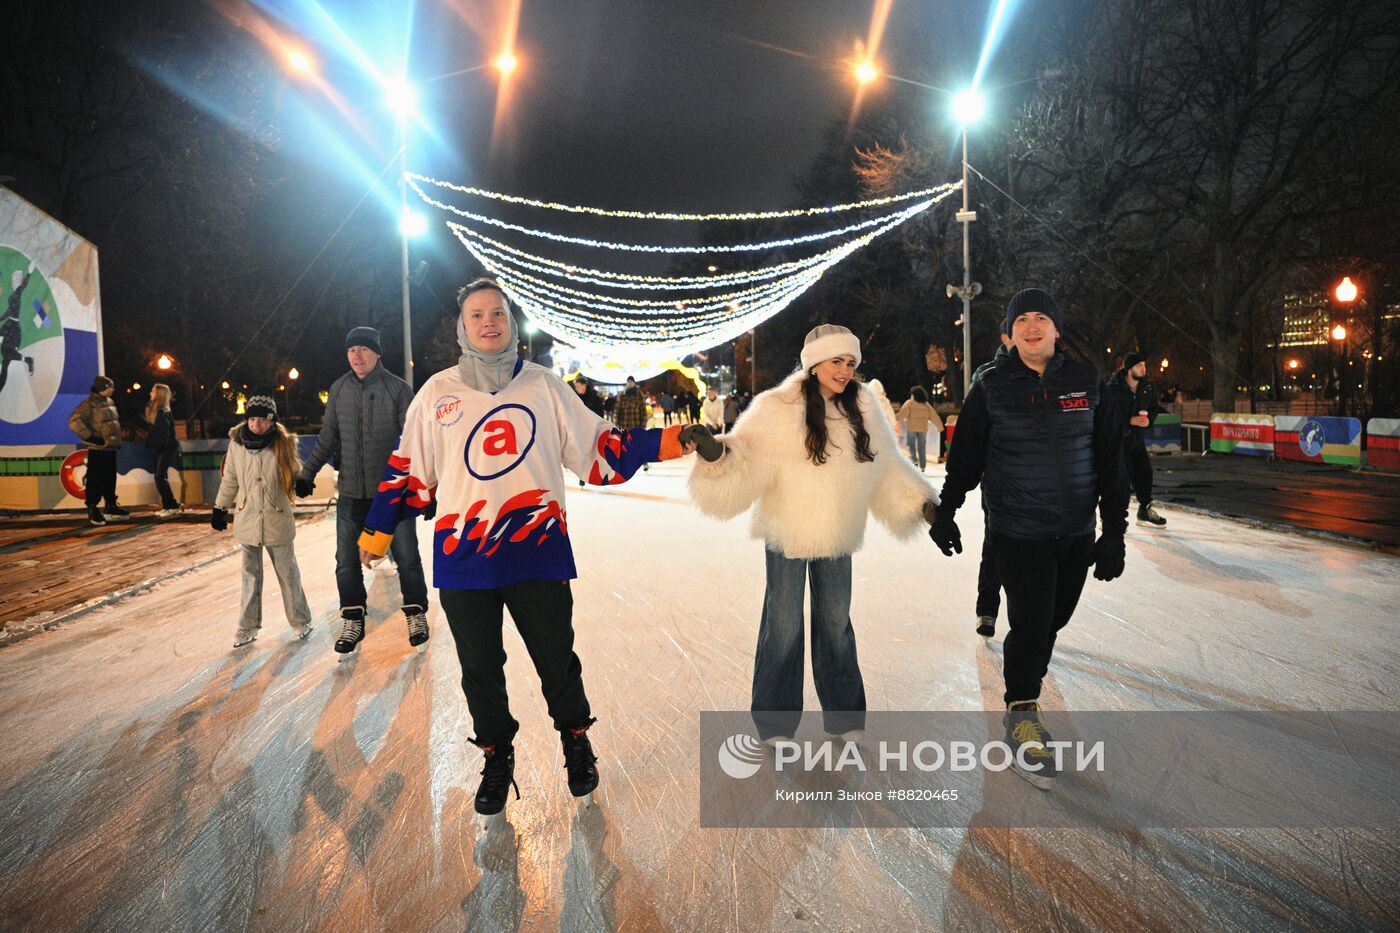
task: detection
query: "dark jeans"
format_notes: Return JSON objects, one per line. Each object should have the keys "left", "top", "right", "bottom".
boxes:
{"left": 975, "top": 514, "right": 1001, "bottom": 620}
{"left": 440, "top": 581, "right": 591, "bottom": 745}
{"left": 335, "top": 496, "right": 428, "bottom": 610}
{"left": 1125, "top": 439, "right": 1153, "bottom": 506}
{"left": 152, "top": 446, "right": 180, "bottom": 509}
{"left": 752, "top": 547, "right": 865, "bottom": 740}
{"left": 989, "top": 532, "right": 1093, "bottom": 705}
{"left": 84, "top": 449, "right": 118, "bottom": 509}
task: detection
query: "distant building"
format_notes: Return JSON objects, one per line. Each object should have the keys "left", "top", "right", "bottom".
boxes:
{"left": 1278, "top": 289, "right": 1330, "bottom": 347}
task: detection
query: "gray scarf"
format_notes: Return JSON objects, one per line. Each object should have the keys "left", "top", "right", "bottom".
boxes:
{"left": 455, "top": 311, "right": 521, "bottom": 393}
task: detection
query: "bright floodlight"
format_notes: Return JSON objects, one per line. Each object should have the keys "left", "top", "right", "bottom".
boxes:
{"left": 156, "top": 353, "right": 173, "bottom": 371}
{"left": 495, "top": 51, "right": 518, "bottom": 74}
{"left": 951, "top": 88, "right": 986, "bottom": 125}
{"left": 286, "top": 49, "right": 315, "bottom": 75}
{"left": 399, "top": 210, "right": 427, "bottom": 238}
{"left": 1335, "top": 276, "right": 1358, "bottom": 303}
{"left": 523, "top": 321, "right": 538, "bottom": 334}
{"left": 854, "top": 61, "right": 879, "bottom": 85}
{"left": 385, "top": 77, "right": 419, "bottom": 118}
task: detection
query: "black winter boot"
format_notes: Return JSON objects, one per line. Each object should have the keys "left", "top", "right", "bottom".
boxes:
{"left": 474, "top": 742, "right": 520, "bottom": 816}
{"left": 560, "top": 718, "right": 600, "bottom": 800}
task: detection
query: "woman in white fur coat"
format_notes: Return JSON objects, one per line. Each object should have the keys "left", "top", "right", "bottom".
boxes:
{"left": 680, "top": 324, "right": 938, "bottom": 744}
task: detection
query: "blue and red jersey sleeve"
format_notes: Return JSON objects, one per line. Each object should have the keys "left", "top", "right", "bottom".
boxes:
{"left": 359, "top": 397, "right": 437, "bottom": 557}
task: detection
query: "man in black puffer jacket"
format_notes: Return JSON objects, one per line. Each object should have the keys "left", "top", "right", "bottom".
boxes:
{"left": 929, "top": 288, "right": 1129, "bottom": 789}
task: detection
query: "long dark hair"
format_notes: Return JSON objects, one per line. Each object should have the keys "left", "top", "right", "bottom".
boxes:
{"left": 802, "top": 372, "right": 875, "bottom": 465}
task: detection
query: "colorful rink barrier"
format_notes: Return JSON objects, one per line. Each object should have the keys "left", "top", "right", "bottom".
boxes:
{"left": 1144, "top": 413, "right": 1182, "bottom": 453}
{"left": 0, "top": 436, "right": 336, "bottom": 510}
{"left": 1209, "top": 413, "right": 1275, "bottom": 457}
{"left": 1274, "top": 415, "right": 1362, "bottom": 466}
{"left": 1367, "top": 419, "right": 1400, "bottom": 471}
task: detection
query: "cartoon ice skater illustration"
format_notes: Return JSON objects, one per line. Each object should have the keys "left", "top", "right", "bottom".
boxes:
{"left": 0, "top": 264, "right": 38, "bottom": 396}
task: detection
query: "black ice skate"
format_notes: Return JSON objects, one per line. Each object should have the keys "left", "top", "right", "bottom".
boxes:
{"left": 1003, "top": 700, "right": 1058, "bottom": 790}
{"left": 561, "top": 719, "right": 600, "bottom": 807}
{"left": 1137, "top": 503, "right": 1167, "bottom": 526}
{"left": 474, "top": 742, "right": 519, "bottom": 817}
{"left": 404, "top": 604, "right": 429, "bottom": 653}
{"left": 334, "top": 606, "right": 366, "bottom": 656}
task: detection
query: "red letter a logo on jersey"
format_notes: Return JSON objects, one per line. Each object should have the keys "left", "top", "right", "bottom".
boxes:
{"left": 482, "top": 421, "right": 519, "bottom": 456}
{"left": 466, "top": 403, "right": 537, "bottom": 480}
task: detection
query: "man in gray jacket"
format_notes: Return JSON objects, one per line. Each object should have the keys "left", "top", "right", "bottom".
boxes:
{"left": 296, "top": 326, "right": 429, "bottom": 655}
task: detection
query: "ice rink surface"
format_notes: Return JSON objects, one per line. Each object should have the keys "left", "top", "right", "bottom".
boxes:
{"left": 1, "top": 460, "right": 1397, "bottom": 931}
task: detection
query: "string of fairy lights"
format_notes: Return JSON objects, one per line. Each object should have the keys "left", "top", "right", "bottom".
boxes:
{"left": 412, "top": 174, "right": 962, "bottom": 358}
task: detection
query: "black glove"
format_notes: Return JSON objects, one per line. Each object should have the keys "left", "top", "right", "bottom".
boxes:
{"left": 1090, "top": 533, "right": 1125, "bottom": 581}
{"left": 421, "top": 499, "right": 437, "bottom": 521}
{"left": 87, "top": 435, "right": 103, "bottom": 446}
{"left": 211, "top": 507, "right": 229, "bottom": 532}
{"left": 928, "top": 508, "right": 962, "bottom": 556}
{"left": 678, "top": 424, "right": 725, "bottom": 462}
{"left": 294, "top": 477, "right": 314, "bottom": 498}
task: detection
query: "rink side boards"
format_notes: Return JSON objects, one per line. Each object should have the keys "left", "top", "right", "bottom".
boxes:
{"left": 1274, "top": 415, "right": 1361, "bottom": 466}
{"left": 1209, "top": 413, "right": 1274, "bottom": 457}
{"left": 1145, "top": 414, "right": 1182, "bottom": 453}
{"left": 1367, "top": 418, "right": 1400, "bottom": 471}
{"left": 0, "top": 437, "right": 336, "bottom": 510}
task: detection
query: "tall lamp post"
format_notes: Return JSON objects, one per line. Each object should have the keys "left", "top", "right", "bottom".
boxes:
{"left": 385, "top": 53, "right": 518, "bottom": 386}
{"left": 1332, "top": 276, "right": 1359, "bottom": 417}
{"left": 949, "top": 88, "right": 985, "bottom": 398}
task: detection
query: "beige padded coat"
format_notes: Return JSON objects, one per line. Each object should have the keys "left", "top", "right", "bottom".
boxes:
{"left": 215, "top": 426, "right": 298, "bottom": 546}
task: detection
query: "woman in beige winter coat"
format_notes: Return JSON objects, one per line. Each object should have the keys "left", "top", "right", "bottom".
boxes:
{"left": 213, "top": 392, "right": 312, "bottom": 647}
{"left": 681, "top": 325, "right": 938, "bottom": 745}
{"left": 896, "top": 386, "right": 943, "bottom": 471}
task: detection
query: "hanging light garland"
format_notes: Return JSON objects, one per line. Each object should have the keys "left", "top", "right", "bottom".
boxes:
{"left": 410, "top": 175, "right": 948, "bottom": 254}
{"left": 416, "top": 176, "right": 962, "bottom": 358}
{"left": 410, "top": 171, "right": 959, "bottom": 221}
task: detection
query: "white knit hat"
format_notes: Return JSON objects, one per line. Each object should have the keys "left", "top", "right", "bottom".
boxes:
{"left": 799, "top": 324, "right": 861, "bottom": 372}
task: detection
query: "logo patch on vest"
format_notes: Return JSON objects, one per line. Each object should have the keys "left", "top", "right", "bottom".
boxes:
{"left": 465, "top": 403, "right": 538, "bottom": 480}
{"left": 1058, "top": 391, "right": 1090, "bottom": 412}
{"left": 434, "top": 394, "right": 465, "bottom": 427}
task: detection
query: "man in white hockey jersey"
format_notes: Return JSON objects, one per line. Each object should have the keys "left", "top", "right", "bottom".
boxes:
{"left": 358, "top": 277, "right": 685, "bottom": 817}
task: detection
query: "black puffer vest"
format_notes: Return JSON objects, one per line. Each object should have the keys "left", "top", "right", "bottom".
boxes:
{"left": 980, "top": 350, "right": 1100, "bottom": 538}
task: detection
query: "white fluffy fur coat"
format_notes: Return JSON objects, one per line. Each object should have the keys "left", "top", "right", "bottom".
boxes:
{"left": 688, "top": 372, "right": 936, "bottom": 559}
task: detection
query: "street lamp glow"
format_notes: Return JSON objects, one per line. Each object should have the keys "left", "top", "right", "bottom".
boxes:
{"left": 399, "top": 210, "right": 428, "bottom": 238}
{"left": 288, "top": 367, "right": 300, "bottom": 381}
{"left": 220, "top": 380, "right": 231, "bottom": 389}
{"left": 1331, "top": 323, "right": 1347, "bottom": 341}
{"left": 1335, "top": 276, "right": 1358, "bottom": 303}
{"left": 951, "top": 88, "right": 986, "bottom": 125}
{"left": 854, "top": 61, "right": 879, "bottom": 85}
{"left": 1287, "top": 359, "right": 1300, "bottom": 371}
{"left": 385, "top": 77, "right": 419, "bottom": 118}
{"left": 155, "top": 353, "right": 173, "bottom": 371}
{"left": 495, "top": 51, "right": 518, "bottom": 74}
{"left": 1159, "top": 358, "right": 1169, "bottom": 370}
